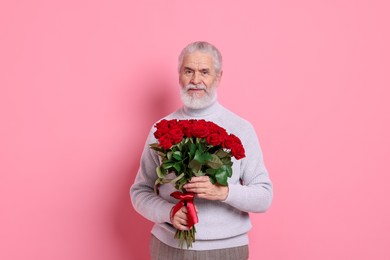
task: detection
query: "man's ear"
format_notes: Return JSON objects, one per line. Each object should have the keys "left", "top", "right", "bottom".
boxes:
{"left": 217, "top": 70, "right": 223, "bottom": 82}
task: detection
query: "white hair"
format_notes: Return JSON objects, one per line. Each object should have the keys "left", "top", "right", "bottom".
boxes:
{"left": 178, "top": 41, "right": 223, "bottom": 74}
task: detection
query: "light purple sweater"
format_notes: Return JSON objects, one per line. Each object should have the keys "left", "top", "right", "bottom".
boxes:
{"left": 130, "top": 101, "right": 273, "bottom": 250}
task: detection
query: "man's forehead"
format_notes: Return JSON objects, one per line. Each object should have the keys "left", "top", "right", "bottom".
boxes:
{"left": 182, "top": 52, "right": 214, "bottom": 69}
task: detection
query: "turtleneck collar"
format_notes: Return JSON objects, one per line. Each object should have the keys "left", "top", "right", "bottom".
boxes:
{"left": 181, "top": 100, "right": 223, "bottom": 118}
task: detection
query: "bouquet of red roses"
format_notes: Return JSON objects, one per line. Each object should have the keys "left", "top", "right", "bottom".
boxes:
{"left": 150, "top": 119, "right": 245, "bottom": 248}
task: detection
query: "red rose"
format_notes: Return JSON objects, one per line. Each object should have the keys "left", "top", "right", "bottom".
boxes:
{"left": 178, "top": 120, "right": 193, "bottom": 138}
{"left": 231, "top": 144, "right": 246, "bottom": 159}
{"left": 192, "top": 122, "right": 209, "bottom": 138}
{"left": 168, "top": 127, "right": 184, "bottom": 144}
{"left": 154, "top": 128, "right": 167, "bottom": 139}
{"left": 229, "top": 134, "right": 242, "bottom": 144}
{"left": 154, "top": 119, "right": 170, "bottom": 139}
{"left": 206, "top": 121, "right": 218, "bottom": 133}
{"left": 223, "top": 135, "right": 237, "bottom": 149}
{"left": 158, "top": 135, "right": 173, "bottom": 150}
{"left": 167, "top": 119, "right": 178, "bottom": 128}
{"left": 196, "top": 119, "right": 207, "bottom": 125}
{"left": 155, "top": 119, "right": 169, "bottom": 130}
{"left": 216, "top": 128, "right": 228, "bottom": 140}
{"left": 206, "top": 133, "right": 224, "bottom": 146}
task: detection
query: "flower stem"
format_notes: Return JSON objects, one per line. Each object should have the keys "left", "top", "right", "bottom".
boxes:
{"left": 174, "top": 226, "right": 196, "bottom": 249}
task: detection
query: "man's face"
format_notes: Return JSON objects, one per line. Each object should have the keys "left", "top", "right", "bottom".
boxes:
{"left": 179, "top": 51, "right": 221, "bottom": 109}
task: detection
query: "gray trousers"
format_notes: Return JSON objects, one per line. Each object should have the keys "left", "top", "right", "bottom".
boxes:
{"left": 150, "top": 235, "right": 249, "bottom": 260}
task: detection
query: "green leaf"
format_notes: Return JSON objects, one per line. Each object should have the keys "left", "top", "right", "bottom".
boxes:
{"left": 177, "top": 176, "right": 189, "bottom": 191}
{"left": 205, "top": 168, "right": 217, "bottom": 184}
{"left": 173, "top": 151, "right": 182, "bottom": 160}
{"left": 216, "top": 149, "right": 229, "bottom": 158}
{"left": 156, "top": 166, "right": 166, "bottom": 178}
{"left": 193, "top": 149, "right": 212, "bottom": 164}
{"left": 188, "top": 143, "right": 196, "bottom": 159}
{"left": 206, "top": 154, "right": 223, "bottom": 169}
{"left": 214, "top": 165, "right": 231, "bottom": 186}
{"left": 150, "top": 143, "right": 165, "bottom": 152}
{"left": 173, "top": 162, "right": 182, "bottom": 172}
{"left": 226, "top": 165, "right": 233, "bottom": 178}
{"left": 206, "top": 168, "right": 216, "bottom": 176}
{"left": 170, "top": 172, "right": 185, "bottom": 185}
{"left": 157, "top": 151, "right": 167, "bottom": 158}
{"left": 221, "top": 156, "right": 233, "bottom": 165}
{"left": 150, "top": 143, "right": 159, "bottom": 148}
{"left": 189, "top": 159, "right": 202, "bottom": 173}
{"left": 167, "top": 151, "right": 173, "bottom": 160}
{"left": 194, "top": 170, "right": 205, "bottom": 177}
{"left": 162, "top": 162, "right": 174, "bottom": 170}
{"left": 215, "top": 169, "right": 228, "bottom": 185}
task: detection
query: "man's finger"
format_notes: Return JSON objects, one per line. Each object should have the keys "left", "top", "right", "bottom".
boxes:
{"left": 190, "top": 176, "right": 210, "bottom": 182}
{"left": 184, "top": 181, "right": 210, "bottom": 190}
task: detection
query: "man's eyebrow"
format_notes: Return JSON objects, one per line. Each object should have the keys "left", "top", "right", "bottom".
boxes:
{"left": 183, "top": 67, "right": 194, "bottom": 71}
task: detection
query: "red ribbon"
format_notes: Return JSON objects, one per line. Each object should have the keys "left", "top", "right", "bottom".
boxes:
{"left": 170, "top": 191, "right": 198, "bottom": 228}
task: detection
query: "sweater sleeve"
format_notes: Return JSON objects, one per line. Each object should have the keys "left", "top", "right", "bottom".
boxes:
{"left": 130, "top": 131, "right": 175, "bottom": 224}
{"left": 223, "top": 125, "right": 273, "bottom": 213}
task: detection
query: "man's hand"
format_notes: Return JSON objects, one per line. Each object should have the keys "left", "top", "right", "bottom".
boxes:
{"left": 171, "top": 206, "right": 190, "bottom": 231}
{"left": 183, "top": 176, "right": 228, "bottom": 201}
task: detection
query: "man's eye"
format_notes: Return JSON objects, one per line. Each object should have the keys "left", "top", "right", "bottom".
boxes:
{"left": 185, "top": 70, "right": 193, "bottom": 75}
{"left": 201, "top": 71, "right": 209, "bottom": 75}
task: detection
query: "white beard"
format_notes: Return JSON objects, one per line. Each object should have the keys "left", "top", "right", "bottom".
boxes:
{"left": 180, "top": 83, "right": 218, "bottom": 109}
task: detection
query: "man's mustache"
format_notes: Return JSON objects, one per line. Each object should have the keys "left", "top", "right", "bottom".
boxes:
{"left": 185, "top": 84, "right": 206, "bottom": 91}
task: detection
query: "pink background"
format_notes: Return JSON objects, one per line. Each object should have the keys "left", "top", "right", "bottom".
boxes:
{"left": 1, "top": 0, "right": 389, "bottom": 259}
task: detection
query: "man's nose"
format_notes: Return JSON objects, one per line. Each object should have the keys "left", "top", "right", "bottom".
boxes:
{"left": 191, "top": 72, "right": 201, "bottom": 84}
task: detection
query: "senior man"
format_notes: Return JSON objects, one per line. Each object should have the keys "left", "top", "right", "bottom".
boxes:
{"left": 130, "top": 41, "right": 273, "bottom": 260}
